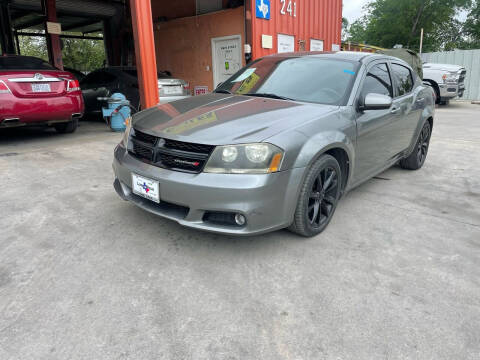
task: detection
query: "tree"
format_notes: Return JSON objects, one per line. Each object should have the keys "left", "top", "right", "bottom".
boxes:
{"left": 346, "top": 0, "right": 472, "bottom": 52}
{"left": 61, "top": 34, "right": 105, "bottom": 72}
{"left": 342, "top": 17, "right": 349, "bottom": 41}
{"left": 18, "top": 34, "right": 48, "bottom": 60}
{"left": 18, "top": 31, "right": 105, "bottom": 72}
{"left": 463, "top": 0, "right": 480, "bottom": 47}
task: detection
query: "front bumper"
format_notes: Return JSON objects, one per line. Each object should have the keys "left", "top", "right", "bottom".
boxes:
{"left": 112, "top": 145, "right": 305, "bottom": 235}
{"left": 439, "top": 83, "right": 465, "bottom": 99}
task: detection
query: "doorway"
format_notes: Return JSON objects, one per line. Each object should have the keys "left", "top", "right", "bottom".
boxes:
{"left": 211, "top": 35, "right": 242, "bottom": 88}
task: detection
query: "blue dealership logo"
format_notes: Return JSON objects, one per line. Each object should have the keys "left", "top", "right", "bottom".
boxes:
{"left": 256, "top": 0, "right": 270, "bottom": 20}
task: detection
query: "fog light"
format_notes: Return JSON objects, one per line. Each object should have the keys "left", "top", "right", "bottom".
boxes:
{"left": 235, "top": 213, "right": 246, "bottom": 226}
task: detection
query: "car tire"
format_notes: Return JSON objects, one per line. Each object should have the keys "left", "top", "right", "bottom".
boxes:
{"left": 54, "top": 118, "right": 78, "bottom": 134}
{"left": 400, "top": 121, "right": 431, "bottom": 170}
{"left": 289, "top": 154, "right": 342, "bottom": 237}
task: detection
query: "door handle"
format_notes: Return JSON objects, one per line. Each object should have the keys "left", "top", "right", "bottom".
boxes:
{"left": 390, "top": 107, "right": 400, "bottom": 114}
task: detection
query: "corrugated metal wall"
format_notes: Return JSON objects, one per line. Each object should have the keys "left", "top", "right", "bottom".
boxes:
{"left": 250, "top": 0, "right": 342, "bottom": 59}
{"left": 422, "top": 49, "right": 480, "bottom": 101}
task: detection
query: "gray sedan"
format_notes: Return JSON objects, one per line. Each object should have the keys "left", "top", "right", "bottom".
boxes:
{"left": 112, "top": 52, "right": 435, "bottom": 237}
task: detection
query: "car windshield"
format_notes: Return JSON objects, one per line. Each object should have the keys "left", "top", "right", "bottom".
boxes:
{"left": 0, "top": 56, "right": 56, "bottom": 70}
{"left": 216, "top": 57, "right": 359, "bottom": 105}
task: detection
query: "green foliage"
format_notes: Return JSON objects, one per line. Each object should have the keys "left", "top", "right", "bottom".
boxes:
{"left": 18, "top": 35, "right": 48, "bottom": 61}
{"left": 463, "top": 0, "right": 480, "bottom": 48}
{"left": 347, "top": 0, "right": 477, "bottom": 52}
{"left": 341, "top": 17, "right": 349, "bottom": 41}
{"left": 61, "top": 33, "right": 105, "bottom": 72}
{"left": 18, "top": 32, "right": 105, "bottom": 72}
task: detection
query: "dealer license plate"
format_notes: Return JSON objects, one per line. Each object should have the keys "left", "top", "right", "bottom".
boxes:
{"left": 31, "top": 83, "right": 51, "bottom": 92}
{"left": 132, "top": 173, "right": 160, "bottom": 203}
{"left": 163, "top": 85, "right": 182, "bottom": 95}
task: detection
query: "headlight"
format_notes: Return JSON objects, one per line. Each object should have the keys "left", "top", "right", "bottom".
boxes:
{"left": 121, "top": 116, "right": 132, "bottom": 148}
{"left": 442, "top": 72, "right": 459, "bottom": 83}
{"left": 204, "top": 143, "right": 284, "bottom": 174}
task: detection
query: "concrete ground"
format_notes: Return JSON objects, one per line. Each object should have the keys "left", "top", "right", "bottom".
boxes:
{"left": 0, "top": 102, "right": 479, "bottom": 360}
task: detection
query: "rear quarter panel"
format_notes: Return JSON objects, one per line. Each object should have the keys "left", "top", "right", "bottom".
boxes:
{"left": 406, "top": 83, "right": 435, "bottom": 155}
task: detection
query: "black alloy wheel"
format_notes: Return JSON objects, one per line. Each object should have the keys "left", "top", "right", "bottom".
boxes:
{"left": 289, "top": 154, "right": 342, "bottom": 237}
{"left": 307, "top": 166, "right": 339, "bottom": 228}
{"left": 416, "top": 123, "right": 430, "bottom": 166}
{"left": 400, "top": 121, "right": 431, "bottom": 170}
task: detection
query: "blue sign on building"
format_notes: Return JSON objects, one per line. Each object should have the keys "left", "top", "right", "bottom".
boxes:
{"left": 255, "top": 0, "right": 271, "bottom": 20}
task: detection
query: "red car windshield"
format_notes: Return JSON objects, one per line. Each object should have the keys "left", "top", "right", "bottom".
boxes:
{"left": 0, "top": 56, "right": 56, "bottom": 70}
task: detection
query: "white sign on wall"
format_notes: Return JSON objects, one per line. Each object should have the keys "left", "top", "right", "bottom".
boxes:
{"left": 262, "top": 34, "right": 273, "bottom": 49}
{"left": 310, "top": 39, "right": 324, "bottom": 51}
{"left": 332, "top": 43, "right": 341, "bottom": 51}
{"left": 277, "top": 34, "right": 295, "bottom": 53}
{"left": 46, "top": 22, "right": 62, "bottom": 35}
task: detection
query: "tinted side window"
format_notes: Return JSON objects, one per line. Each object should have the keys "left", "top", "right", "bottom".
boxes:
{"left": 391, "top": 64, "right": 413, "bottom": 96}
{"left": 361, "top": 63, "right": 392, "bottom": 98}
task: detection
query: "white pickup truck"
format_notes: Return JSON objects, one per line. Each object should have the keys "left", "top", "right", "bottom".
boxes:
{"left": 423, "top": 63, "right": 467, "bottom": 105}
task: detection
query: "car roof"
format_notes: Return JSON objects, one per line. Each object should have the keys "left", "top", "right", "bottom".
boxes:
{"left": 263, "top": 51, "right": 411, "bottom": 67}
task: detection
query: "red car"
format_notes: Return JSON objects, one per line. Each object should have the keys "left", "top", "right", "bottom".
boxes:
{"left": 0, "top": 55, "right": 84, "bottom": 133}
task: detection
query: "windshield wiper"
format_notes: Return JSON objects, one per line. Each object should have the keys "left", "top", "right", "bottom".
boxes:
{"left": 245, "top": 93, "right": 294, "bottom": 101}
{"left": 214, "top": 89, "right": 232, "bottom": 94}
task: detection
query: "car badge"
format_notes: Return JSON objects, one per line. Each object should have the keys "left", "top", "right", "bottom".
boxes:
{"left": 157, "top": 138, "right": 166, "bottom": 147}
{"left": 34, "top": 73, "right": 44, "bottom": 80}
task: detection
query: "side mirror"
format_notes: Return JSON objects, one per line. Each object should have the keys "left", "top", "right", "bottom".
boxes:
{"left": 360, "top": 93, "right": 393, "bottom": 111}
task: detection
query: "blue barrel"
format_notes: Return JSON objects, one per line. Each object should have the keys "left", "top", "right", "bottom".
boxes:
{"left": 101, "top": 93, "right": 131, "bottom": 132}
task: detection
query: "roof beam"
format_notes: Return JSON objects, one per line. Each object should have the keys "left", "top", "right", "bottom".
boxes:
{"left": 62, "top": 18, "right": 102, "bottom": 31}
{"left": 15, "top": 16, "right": 46, "bottom": 30}
{"left": 17, "top": 31, "right": 103, "bottom": 40}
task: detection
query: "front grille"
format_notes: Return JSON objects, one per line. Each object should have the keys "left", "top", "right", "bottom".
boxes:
{"left": 129, "top": 129, "right": 214, "bottom": 173}
{"left": 131, "top": 193, "right": 190, "bottom": 219}
{"left": 134, "top": 130, "right": 157, "bottom": 145}
{"left": 133, "top": 142, "right": 154, "bottom": 161}
{"left": 164, "top": 139, "right": 214, "bottom": 154}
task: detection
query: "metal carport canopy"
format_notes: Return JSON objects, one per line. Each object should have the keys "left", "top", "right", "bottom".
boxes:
{"left": 6, "top": 0, "right": 160, "bottom": 108}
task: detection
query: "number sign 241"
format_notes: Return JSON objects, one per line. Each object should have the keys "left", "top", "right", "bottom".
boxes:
{"left": 280, "top": 0, "right": 297, "bottom": 17}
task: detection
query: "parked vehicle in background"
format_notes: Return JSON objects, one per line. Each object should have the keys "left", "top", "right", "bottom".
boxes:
{"left": 113, "top": 52, "right": 435, "bottom": 237}
{"left": 423, "top": 63, "right": 466, "bottom": 105}
{"left": 64, "top": 67, "right": 86, "bottom": 82}
{"left": 0, "top": 55, "right": 84, "bottom": 133}
{"left": 80, "top": 67, "right": 190, "bottom": 117}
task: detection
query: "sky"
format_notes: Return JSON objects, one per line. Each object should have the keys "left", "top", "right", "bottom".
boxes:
{"left": 342, "top": 0, "right": 370, "bottom": 24}
{"left": 342, "top": 0, "right": 468, "bottom": 24}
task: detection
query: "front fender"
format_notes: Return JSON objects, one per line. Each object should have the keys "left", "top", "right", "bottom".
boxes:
{"left": 292, "top": 130, "right": 355, "bottom": 188}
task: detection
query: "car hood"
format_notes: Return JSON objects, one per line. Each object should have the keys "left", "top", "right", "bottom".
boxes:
{"left": 423, "top": 63, "right": 465, "bottom": 72}
{"left": 132, "top": 94, "right": 338, "bottom": 145}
